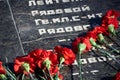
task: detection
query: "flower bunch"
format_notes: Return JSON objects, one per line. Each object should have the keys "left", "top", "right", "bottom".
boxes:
{"left": 3, "top": 46, "right": 75, "bottom": 80}
{"left": 72, "top": 10, "right": 120, "bottom": 53}
{"left": 72, "top": 10, "right": 120, "bottom": 80}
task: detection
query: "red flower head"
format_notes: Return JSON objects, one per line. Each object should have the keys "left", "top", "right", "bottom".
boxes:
{"left": 35, "top": 50, "right": 58, "bottom": 68}
{"left": 14, "top": 56, "right": 36, "bottom": 75}
{"left": 31, "top": 50, "right": 59, "bottom": 76}
{"left": 102, "top": 10, "right": 120, "bottom": 29}
{"left": 72, "top": 37, "right": 81, "bottom": 53}
{"left": 72, "top": 37, "right": 92, "bottom": 53}
{"left": 49, "top": 65, "right": 59, "bottom": 76}
{"left": 0, "top": 61, "right": 6, "bottom": 74}
{"left": 81, "top": 37, "right": 92, "bottom": 52}
{"left": 104, "top": 10, "right": 120, "bottom": 19}
{"left": 54, "top": 46, "right": 76, "bottom": 65}
{"left": 87, "top": 26, "right": 108, "bottom": 41}
{"left": 28, "top": 49, "right": 48, "bottom": 61}
{"left": 102, "top": 17, "right": 119, "bottom": 29}
{"left": 113, "top": 72, "right": 120, "bottom": 80}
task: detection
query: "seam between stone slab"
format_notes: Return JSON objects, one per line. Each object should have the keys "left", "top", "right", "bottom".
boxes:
{"left": 6, "top": 0, "right": 25, "bottom": 55}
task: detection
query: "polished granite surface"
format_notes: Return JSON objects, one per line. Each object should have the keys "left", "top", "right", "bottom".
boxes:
{"left": 0, "top": 0, "right": 120, "bottom": 80}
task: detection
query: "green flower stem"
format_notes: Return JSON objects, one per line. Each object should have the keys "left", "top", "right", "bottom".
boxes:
{"left": 28, "top": 72, "right": 34, "bottom": 80}
{"left": 47, "top": 69, "right": 54, "bottom": 80}
{"left": 105, "top": 43, "right": 119, "bottom": 53}
{"left": 76, "top": 52, "right": 83, "bottom": 80}
{"left": 98, "top": 33, "right": 119, "bottom": 53}
{"left": 22, "top": 74, "right": 25, "bottom": 80}
{"left": 90, "top": 38, "right": 120, "bottom": 65}
{"left": 97, "top": 48, "right": 120, "bottom": 65}
{"left": 59, "top": 57, "right": 65, "bottom": 70}
{"left": 4, "top": 66, "right": 17, "bottom": 80}
{"left": 59, "top": 62, "right": 62, "bottom": 70}
{"left": 42, "top": 70, "right": 48, "bottom": 80}
{"left": 107, "top": 35, "right": 120, "bottom": 47}
{"left": 116, "top": 31, "right": 120, "bottom": 39}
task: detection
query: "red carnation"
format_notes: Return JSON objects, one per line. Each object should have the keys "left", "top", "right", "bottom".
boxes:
{"left": 72, "top": 37, "right": 92, "bottom": 53}
{"left": 28, "top": 49, "right": 49, "bottom": 61}
{"left": 72, "top": 37, "right": 81, "bottom": 53}
{"left": 87, "top": 26, "right": 108, "bottom": 41}
{"left": 35, "top": 50, "right": 58, "bottom": 68}
{"left": 54, "top": 46, "right": 76, "bottom": 65}
{"left": 94, "top": 26, "right": 108, "bottom": 35}
{"left": 14, "top": 55, "right": 36, "bottom": 75}
{"left": 0, "top": 61, "right": 6, "bottom": 74}
{"left": 104, "top": 10, "right": 120, "bottom": 19}
{"left": 29, "top": 49, "right": 59, "bottom": 76}
{"left": 101, "top": 10, "right": 120, "bottom": 32}
{"left": 81, "top": 37, "right": 92, "bottom": 52}
{"left": 49, "top": 65, "right": 59, "bottom": 76}
{"left": 31, "top": 50, "right": 59, "bottom": 77}
{"left": 113, "top": 72, "right": 120, "bottom": 80}
{"left": 102, "top": 17, "right": 119, "bottom": 29}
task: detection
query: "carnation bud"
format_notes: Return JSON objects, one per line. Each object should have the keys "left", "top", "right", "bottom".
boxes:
{"left": 0, "top": 74, "right": 7, "bottom": 80}
{"left": 98, "top": 33, "right": 105, "bottom": 43}
{"left": 78, "top": 43, "right": 86, "bottom": 53}
{"left": 21, "top": 62, "right": 30, "bottom": 72}
{"left": 43, "top": 58, "right": 51, "bottom": 69}
{"left": 108, "top": 24, "right": 116, "bottom": 35}
{"left": 90, "top": 38, "right": 100, "bottom": 48}
{"left": 60, "top": 57, "right": 65, "bottom": 64}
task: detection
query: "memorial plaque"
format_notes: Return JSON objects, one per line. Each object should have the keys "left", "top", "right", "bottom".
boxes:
{"left": 0, "top": 0, "right": 120, "bottom": 80}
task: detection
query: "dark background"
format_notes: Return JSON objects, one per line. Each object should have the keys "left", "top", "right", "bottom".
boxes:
{"left": 0, "top": 0, "right": 120, "bottom": 80}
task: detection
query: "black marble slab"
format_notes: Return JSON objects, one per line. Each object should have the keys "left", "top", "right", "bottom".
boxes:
{"left": 8, "top": 0, "right": 120, "bottom": 52}
{"left": 0, "top": 1, "right": 23, "bottom": 62}
{"left": 0, "top": 0, "right": 120, "bottom": 80}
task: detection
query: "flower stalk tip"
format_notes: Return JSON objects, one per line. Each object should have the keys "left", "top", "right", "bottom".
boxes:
{"left": 90, "top": 38, "right": 100, "bottom": 48}
{"left": 43, "top": 58, "right": 51, "bottom": 70}
{"left": 21, "top": 63, "right": 30, "bottom": 73}
{"left": 0, "top": 74, "right": 7, "bottom": 80}
{"left": 59, "top": 57, "right": 65, "bottom": 69}
{"left": 98, "top": 33, "right": 106, "bottom": 43}
{"left": 108, "top": 24, "right": 116, "bottom": 35}
{"left": 78, "top": 43, "right": 86, "bottom": 53}
{"left": 60, "top": 57, "right": 65, "bottom": 65}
